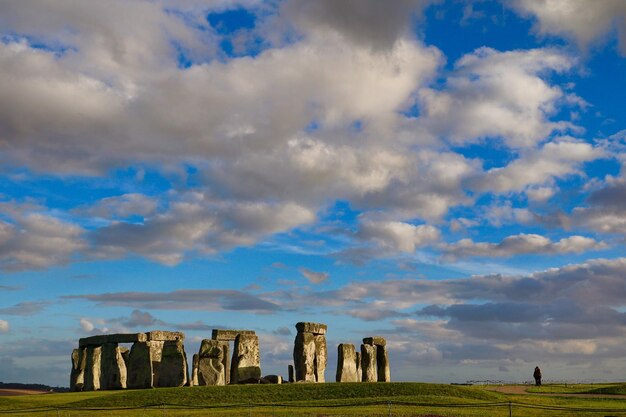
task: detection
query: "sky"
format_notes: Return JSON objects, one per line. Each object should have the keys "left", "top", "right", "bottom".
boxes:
{"left": 0, "top": 0, "right": 625, "bottom": 387}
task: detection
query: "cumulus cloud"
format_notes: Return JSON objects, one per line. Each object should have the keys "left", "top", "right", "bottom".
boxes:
{"left": 0, "top": 320, "right": 8, "bottom": 332}
{"left": 358, "top": 219, "right": 440, "bottom": 253}
{"left": 443, "top": 233, "right": 606, "bottom": 259}
{"left": 510, "top": 0, "right": 626, "bottom": 55}
{"left": 417, "top": 47, "right": 579, "bottom": 148}
{"left": 0, "top": 210, "right": 85, "bottom": 271}
{"left": 573, "top": 169, "right": 626, "bottom": 234}
{"left": 79, "top": 318, "right": 94, "bottom": 332}
{"left": 472, "top": 138, "right": 602, "bottom": 193}
{"left": 78, "top": 194, "right": 158, "bottom": 219}
{"left": 299, "top": 268, "right": 329, "bottom": 284}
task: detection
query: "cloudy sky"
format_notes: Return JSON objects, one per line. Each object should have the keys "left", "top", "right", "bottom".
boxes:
{"left": 1, "top": 0, "right": 626, "bottom": 386}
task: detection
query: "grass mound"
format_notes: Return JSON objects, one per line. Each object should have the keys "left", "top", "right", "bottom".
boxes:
{"left": 584, "top": 384, "right": 626, "bottom": 395}
{"left": 67, "top": 382, "right": 501, "bottom": 409}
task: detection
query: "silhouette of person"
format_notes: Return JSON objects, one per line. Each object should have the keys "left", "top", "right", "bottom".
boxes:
{"left": 533, "top": 366, "right": 542, "bottom": 386}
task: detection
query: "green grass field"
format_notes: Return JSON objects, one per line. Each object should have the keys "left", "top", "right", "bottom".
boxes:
{"left": 1, "top": 382, "right": 626, "bottom": 416}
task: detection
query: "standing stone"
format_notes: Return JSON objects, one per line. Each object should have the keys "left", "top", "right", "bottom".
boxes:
{"left": 222, "top": 342, "right": 230, "bottom": 385}
{"left": 198, "top": 340, "right": 226, "bottom": 386}
{"left": 313, "top": 334, "right": 327, "bottom": 382}
{"left": 361, "top": 344, "right": 377, "bottom": 382}
{"left": 158, "top": 340, "right": 188, "bottom": 387}
{"left": 293, "top": 332, "right": 316, "bottom": 382}
{"left": 100, "top": 343, "right": 127, "bottom": 390}
{"left": 231, "top": 334, "right": 261, "bottom": 383}
{"left": 336, "top": 344, "right": 358, "bottom": 382}
{"left": 70, "top": 348, "right": 86, "bottom": 391}
{"left": 376, "top": 344, "right": 390, "bottom": 382}
{"left": 127, "top": 342, "right": 153, "bottom": 389}
{"left": 355, "top": 351, "right": 362, "bottom": 382}
{"left": 191, "top": 354, "right": 199, "bottom": 386}
{"left": 83, "top": 345, "right": 102, "bottom": 391}
{"left": 288, "top": 365, "right": 294, "bottom": 383}
{"left": 263, "top": 375, "right": 283, "bottom": 384}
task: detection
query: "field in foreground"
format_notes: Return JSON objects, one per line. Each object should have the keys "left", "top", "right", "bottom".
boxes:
{"left": 1, "top": 382, "right": 626, "bottom": 416}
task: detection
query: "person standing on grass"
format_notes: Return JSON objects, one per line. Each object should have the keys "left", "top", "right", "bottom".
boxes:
{"left": 533, "top": 366, "right": 542, "bottom": 386}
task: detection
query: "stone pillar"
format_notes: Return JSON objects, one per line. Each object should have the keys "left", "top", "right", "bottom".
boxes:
{"left": 293, "top": 322, "right": 327, "bottom": 382}
{"left": 100, "top": 343, "right": 127, "bottom": 390}
{"left": 231, "top": 334, "right": 261, "bottom": 383}
{"left": 364, "top": 337, "right": 390, "bottom": 382}
{"left": 293, "top": 332, "right": 316, "bottom": 382}
{"left": 336, "top": 344, "right": 358, "bottom": 382}
{"left": 191, "top": 354, "right": 199, "bottom": 386}
{"left": 222, "top": 342, "right": 230, "bottom": 385}
{"left": 361, "top": 344, "right": 377, "bottom": 382}
{"left": 70, "top": 348, "right": 86, "bottom": 391}
{"left": 197, "top": 340, "right": 226, "bottom": 386}
{"left": 158, "top": 340, "right": 188, "bottom": 387}
{"left": 83, "top": 345, "right": 102, "bottom": 391}
{"left": 288, "top": 364, "right": 294, "bottom": 383}
{"left": 127, "top": 342, "right": 153, "bottom": 389}
{"left": 355, "top": 351, "right": 362, "bottom": 382}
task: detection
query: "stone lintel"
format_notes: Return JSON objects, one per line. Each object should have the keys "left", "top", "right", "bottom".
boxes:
{"left": 211, "top": 329, "right": 256, "bottom": 341}
{"left": 363, "top": 336, "right": 386, "bottom": 346}
{"left": 295, "top": 322, "right": 327, "bottom": 335}
{"left": 79, "top": 330, "right": 184, "bottom": 347}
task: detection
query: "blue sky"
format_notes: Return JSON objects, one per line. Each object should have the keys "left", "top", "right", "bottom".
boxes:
{"left": 0, "top": 0, "right": 626, "bottom": 386}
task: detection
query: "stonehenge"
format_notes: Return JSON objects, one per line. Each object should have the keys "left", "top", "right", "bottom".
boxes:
{"left": 71, "top": 331, "right": 187, "bottom": 391}
{"left": 194, "top": 329, "right": 260, "bottom": 386}
{"left": 71, "top": 323, "right": 391, "bottom": 391}
{"left": 293, "top": 322, "right": 327, "bottom": 382}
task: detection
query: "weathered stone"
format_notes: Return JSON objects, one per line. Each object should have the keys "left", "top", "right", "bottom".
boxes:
{"left": 361, "top": 344, "right": 377, "bottom": 382}
{"left": 126, "top": 342, "right": 153, "bottom": 389}
{"left": 293, "top": 332, "right": 316, "bottom": 382}
{"left": 100, "top": 343, "right": 127, "bottom": 390}
{"left": 231, "top": 334, "right": 261, "bottom": 383}
{"left": 79, "top": 331, "right": 183, "bottom": 348}
{"left": 211, "top": 329, "right": 256, "bottom": 341}
{"left": 356, "top": 351, "right": 362, "bottom": 382}
{"left": 83, "top": 345, "right": 102, "bottom": 391}
{"left": 288, "top": 364, "right": 294, "bottom": 383}
{"left": 147, "top": 331, "right": 184, "bottom": 342}
{"left": 336, "top": 344, "right": 358, "bottom": 382}
{"left": 191, "top": 354, "right": 199, "bottom": 386}
{"left": 313, "top": 334, "right": 327, "bottom": 382}
{"left": 376, "top": 344, "right": 390, "bottom": 382}
{"left": 295, "top": 322, "right": 327, "bottom": 335}
{"left": 222, "top": 342, "right": 230, "bottom": 384}
{"left": 363, "top": 336, "right": 386, "bottom": 347}
{"left": 158, "top": 340, "right": 188, "bottom": 387}
{"left": 70, "top": 348, "right": 86, "bottom": 391}
{"left": 80, "top": 333, "right": 147, "bottom": 347}
{"left": 197, "top": 340, "right": 226, "bottom": 386}
{"left": 263, "top": 375, "right": 283, "bottom": 384}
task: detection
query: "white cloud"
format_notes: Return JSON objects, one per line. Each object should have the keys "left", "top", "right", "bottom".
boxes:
{"left": 79, "top": 194, "right": 158, "bottom": 219}
{"left": 0, "top": 210, "right": 85, "bottom": 271}
{"left": 511, "top": 0, "right": 626, "bottom": 55}
{"left": 358, "top": 219, "right": 440, "bottom": 253}
{"left": 473, "top": 137, "right": 602, "bottom": 193}
{"left": 299, "top": 268, "right": 329, "bottom": 284}
{"left": 443, "top": 233, "right": 606, "bottom": 259}
{"left": 0, "top": 320, "right": 8, "bottom": 332}
{"left": 417, "top": 47, "right": 579, "bottom": 148}
{"left": 79, "top": 318, "right": 94, "bottom": 332}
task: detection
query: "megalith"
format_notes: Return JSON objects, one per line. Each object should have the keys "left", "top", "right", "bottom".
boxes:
{"left": 197, "top": 339, "right": 227, "bottom": 386}
{"left": 231, "top": 334, "right": 261, "bottom": 383}
{"left": 293, "top": 322, "right": 327, "bottom": 382}
{"left": 288, "top": 364, "right": 294, "bottom": 383}
{"left": 364, "top": 336, "right": 390, "bottom": 382}
{"left": 159, "top": 339, "right": 188, "bottom": 387}
{"left": 355, "top": 351, "right": 362, "bottom": 382}
{"left": 83, "top": 345, "right": 102, "bottom": 391}
{"left": 70, "top": 348, "right": 86, "bottom": 391}
{"left": 361, "top": 344, "right": 377, "bottom": 382}
{"left": 100, "top": 343, "right": 127, "bottom": 390}
{"left": 191, "top": 354, "right": 199, "bottom": 386}
{"left": 126, "top": 341, "right": 153, "bottom": 389}
{"left": 336, "top": 343, "right": 358, "bottom": 382}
